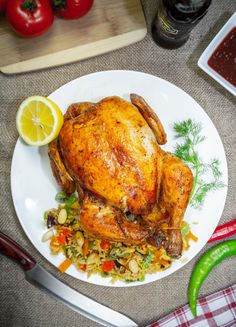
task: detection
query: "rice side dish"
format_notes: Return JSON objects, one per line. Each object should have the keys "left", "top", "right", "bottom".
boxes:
{"left": 42, "top": 193, "right": 197, "bottom": 283}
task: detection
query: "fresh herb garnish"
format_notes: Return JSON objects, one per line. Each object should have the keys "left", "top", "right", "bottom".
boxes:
{"left": 173, "top": 119, "right": 225, "bottom": 209}
{"left": 55, "top": 192, "right": 77, "bottom": 212}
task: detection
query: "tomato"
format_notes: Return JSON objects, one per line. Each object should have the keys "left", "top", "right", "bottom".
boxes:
{"left": 6, "top": 0, "right": 54, "bottom": 37}
{"left": 54, "top": 0, "right": 93, "bottom": 19}
{"left": 0, "top": 0, "right": 7, "bottom": 13}
{"left": 102, "top": 260, "right": 115, "bottom": 272}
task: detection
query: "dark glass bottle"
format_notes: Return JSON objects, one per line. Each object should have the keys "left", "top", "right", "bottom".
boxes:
{"left": 152, "top": 0, "right": 212, "bottom": 49}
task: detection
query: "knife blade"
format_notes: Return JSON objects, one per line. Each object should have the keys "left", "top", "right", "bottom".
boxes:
{"left": 0, "top": 232, "right": 138, "bottom": 327}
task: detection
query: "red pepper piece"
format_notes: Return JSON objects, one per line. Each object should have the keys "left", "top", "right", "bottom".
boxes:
{"left": 78, "top": 264, "right": 87, "bottom": 271}
{"left": 57, "top": 234, "right": 66, "bottom": 245}
{"left": 208, "top": 219, "right": 236, "bottom": 243}
{"left": 61, "top": 228, "right": 71, "bottom": 237}
{"left": 102, "top": 260, "right": 115, "bottom": 272}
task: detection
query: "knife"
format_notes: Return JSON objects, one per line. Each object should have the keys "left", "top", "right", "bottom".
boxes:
{"left": 0, "top": 232, "right": 138, "bottom": 327}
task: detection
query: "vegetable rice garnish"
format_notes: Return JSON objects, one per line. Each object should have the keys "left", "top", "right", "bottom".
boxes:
{"left": 43, "top": 192, "right": 197, "bottom": 283}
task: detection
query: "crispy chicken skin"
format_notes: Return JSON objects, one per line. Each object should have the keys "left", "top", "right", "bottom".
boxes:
{"left": 80, "top": 192, "right": 149, "bottom": 244}
{"left": 158, "top": 153, "right": 193, "bottom": 257}
{"left": 130, "top": 94, "right": 167, "bottom": 145}
{"left": 58, "top": 96, "right": 160, "bottom": 215}
{"left": 48, "top": 94, "right": 193, "bottom": 258}
{"left": 48, "top": 140, "right": 76, "bottom": 195}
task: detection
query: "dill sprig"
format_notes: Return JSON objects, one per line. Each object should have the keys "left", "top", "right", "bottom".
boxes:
{"left": 173, "top": 119, "right": 225, "bottom": 209}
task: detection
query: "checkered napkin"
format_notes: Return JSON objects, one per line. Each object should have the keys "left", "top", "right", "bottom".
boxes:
{"left": 149, "top": 284, "right": 236, "bottom": 327}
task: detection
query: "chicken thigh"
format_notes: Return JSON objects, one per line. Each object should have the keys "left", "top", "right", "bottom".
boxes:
{"left": 48, "top": 94, "right": 193, "bottom": 258}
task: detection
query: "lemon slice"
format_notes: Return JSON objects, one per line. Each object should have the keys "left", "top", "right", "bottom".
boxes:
{"left": 16, "top": 96, "right": 64, "bottom": 146}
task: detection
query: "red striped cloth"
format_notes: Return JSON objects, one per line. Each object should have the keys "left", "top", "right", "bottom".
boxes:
{"left": 149, "top": 284, "right": 236, "bottom": 327}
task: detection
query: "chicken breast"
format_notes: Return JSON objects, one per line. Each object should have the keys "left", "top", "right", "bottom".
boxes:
{"left": 59, "top": 96, "right": 160, "bottom": 215}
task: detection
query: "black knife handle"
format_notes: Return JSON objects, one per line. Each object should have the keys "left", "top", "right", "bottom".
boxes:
{"left": 0, "top": 232, "right": 36, "bottom": 271}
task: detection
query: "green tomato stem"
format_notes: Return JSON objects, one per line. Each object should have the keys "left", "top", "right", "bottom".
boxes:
{"left": 22, "top": 0, "right": 37, "bottom": 13}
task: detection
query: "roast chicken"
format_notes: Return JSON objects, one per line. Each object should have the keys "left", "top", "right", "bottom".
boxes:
{"left": 48, "top": 94, "right": 193, "bottom": 258}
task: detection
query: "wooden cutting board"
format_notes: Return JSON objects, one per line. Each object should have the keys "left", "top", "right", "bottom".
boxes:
{"left": 0, "top": 0, "right": 147, "bottom": 74}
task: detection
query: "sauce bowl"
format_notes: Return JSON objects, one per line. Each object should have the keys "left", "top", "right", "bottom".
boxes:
{"left": 198, "top": 12, "right": 236, "bottom": 96}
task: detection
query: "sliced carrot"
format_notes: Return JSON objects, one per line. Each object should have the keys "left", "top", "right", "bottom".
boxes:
{"left": 154, "top": 249, "right": 162, "bottom": 257}
{"left": 50, "top": 236, "right": 61, "bottom": 254}
{"left": 58, "top": 258, "right": 72, "bottom": 273}
{"left": 100, "top": 240, "right": 110, "bottom": 250}
{"left": 157, "top": 259, "right": 169, "bottom": 266}
{"left": 78, "top": 264, "right": 87, "bottom": 271}
{"left": 153, "top": 249, "right": 163, "bottom": 263}
{"left": 82, "top": 239, "right": 89, "bottom": 256}
{"left": 186, "top": 231, "right": 198, "bottom": 242}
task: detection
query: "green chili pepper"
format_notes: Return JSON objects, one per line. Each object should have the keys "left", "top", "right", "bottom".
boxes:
{"left": 188, "top": 240, "right": 236, "bottom": 317}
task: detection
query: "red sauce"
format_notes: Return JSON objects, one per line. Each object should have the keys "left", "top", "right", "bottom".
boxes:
{"left": 208, "top": 26, "right": 236, "bottom": 87}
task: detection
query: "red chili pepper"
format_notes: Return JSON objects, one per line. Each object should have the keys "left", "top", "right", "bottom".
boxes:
{"left": 208, "top": 219, "right": 236, "bottom": 243}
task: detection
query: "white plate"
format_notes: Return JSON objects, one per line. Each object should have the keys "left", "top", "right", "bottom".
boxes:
{"left": 11, "top": 70, "right": 228, "bottom": 287}
{"left": 198, "top": 12, "right": 236, "bottom": 96}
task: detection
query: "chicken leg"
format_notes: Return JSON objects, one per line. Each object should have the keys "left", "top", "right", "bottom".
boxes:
{"left": 158, "top": 153, "right": 193, "bottom": 257}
